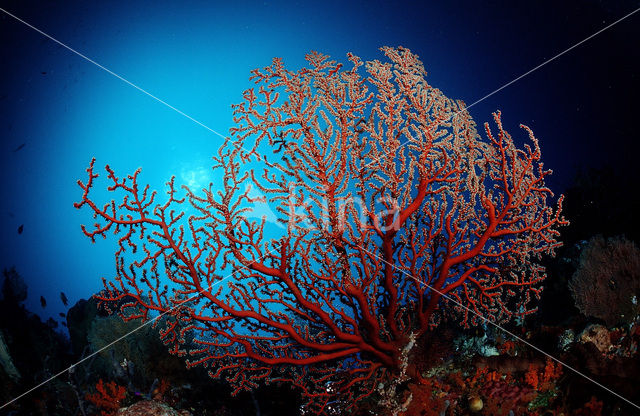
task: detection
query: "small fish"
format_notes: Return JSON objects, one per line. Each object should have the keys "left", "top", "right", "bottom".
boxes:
{"left": 59, "top": 312, "right": 66, "bottom": 318}
{"left": 17, "top": 224, "right": 23, "bottom": 234}
{"left": 40, "top": 296, "right": 47, "bottom": 308}
{"left": 41, "top": 71, "right": 47, "bottom": 75}
{"left": 60, "top": 292, "right": 68, "bottom": 307}
{"left": 12, "top": 143, "right": 25, "bottom": 152}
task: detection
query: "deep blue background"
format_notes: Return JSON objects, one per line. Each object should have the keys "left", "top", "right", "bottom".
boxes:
{"left": 0, "top": 0, "right": 638, "bottom": 323}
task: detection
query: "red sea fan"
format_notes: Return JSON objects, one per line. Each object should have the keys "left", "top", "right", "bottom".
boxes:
{"left": 75, "top": 46, "right": 566, "bottom": 413}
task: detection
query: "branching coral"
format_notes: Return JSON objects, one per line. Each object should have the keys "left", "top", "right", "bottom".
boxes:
{"left": 75, "top": 46, "right": 565, "bottom": 412}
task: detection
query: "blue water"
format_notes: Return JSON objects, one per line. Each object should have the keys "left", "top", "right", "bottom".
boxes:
{"left": 0, "top": 0, "right": 638, "bottom": 324}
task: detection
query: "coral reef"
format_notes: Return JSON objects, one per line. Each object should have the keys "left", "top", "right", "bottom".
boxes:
{"left": 75, "top": 46, "right": 566, "bottom": 413}
{"left": 116, "top": 400, "right": 191, "bottom": 416}
{"left": 569, "top": 235, "right": 640, "bottom": 326}
{"left": 85, "top": 379, "right": 127, "bottom": 416}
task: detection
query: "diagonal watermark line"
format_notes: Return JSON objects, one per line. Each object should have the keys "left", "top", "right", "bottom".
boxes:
{"left": 1, "top": 3, "right": 638, "bottom": 413}
{"left": 0, "top": 7, "right": 293, "bottom": 410}
{"left": 362, "top": 6, "right": 640, "bottom": 171}
{"left": 0, "top": 7, "right": 227, "bottom": 140}
{"left": 463, "top": 7, "right": 640, "bottom": 113}
{"left": 0, "top": 248, "right": 278, "bottom": 410}
{"left": 358, "top": 244, "right": 640, "bottom": 411}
